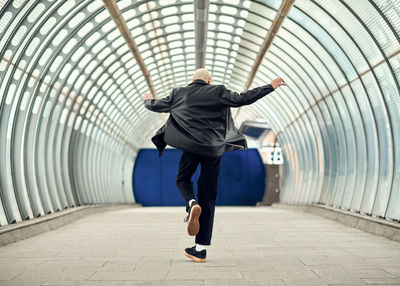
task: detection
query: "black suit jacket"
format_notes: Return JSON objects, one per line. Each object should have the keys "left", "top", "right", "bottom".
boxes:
{"left": 144, "top": 79, "right": 274, "bottom": 157}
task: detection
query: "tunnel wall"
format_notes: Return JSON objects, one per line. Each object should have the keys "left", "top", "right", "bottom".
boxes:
{"left": 0, "top": 1, "right": 138, "bottom": 226}
{"left": 235, "top": 0, "right": 400, "bottom": 221}
{"left": 0, "top": 0, "right": 399, "bottom": 227}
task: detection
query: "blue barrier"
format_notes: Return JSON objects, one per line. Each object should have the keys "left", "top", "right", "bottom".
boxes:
{"left": 132, "top": 148, "right": 265, "bottom": 206}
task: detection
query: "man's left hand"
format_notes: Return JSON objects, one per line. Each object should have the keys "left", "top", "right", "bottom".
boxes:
{"left": 270, "top": 78, "right": 287, "bottom": 89}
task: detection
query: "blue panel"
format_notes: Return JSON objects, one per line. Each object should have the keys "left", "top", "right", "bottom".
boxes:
{"left": 218, "top": 151, "right": 247, "bottom": 205}
{"left": 132, "top": 148, "right": 265, "bottom": 206}
{"left": 132, "top": 149, "right": 161, "bottom": 206}
{"left": 246, "top": 149, "right": 267, "bottom": 205}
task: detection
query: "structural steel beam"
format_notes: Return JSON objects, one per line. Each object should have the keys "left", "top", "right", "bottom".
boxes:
{"left": 235, "top": 0, "right": 294, "bottom": 120}
{"left": 194, "top": 0, "right": 209, "bottom": 69}
{"left": 102, "top": 0, "right": 157, "bottom": 98}
{"left": 244, "top": 0, "right": 294, "bottom": 90}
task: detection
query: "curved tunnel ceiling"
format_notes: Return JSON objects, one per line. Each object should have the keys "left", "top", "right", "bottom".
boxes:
{"left": 0, "top": 0, "right": 399, "bottom": 225}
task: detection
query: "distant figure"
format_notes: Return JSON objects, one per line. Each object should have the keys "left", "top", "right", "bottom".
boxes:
{"left": 142, "top": 68, "right": 286, "bottom": 262}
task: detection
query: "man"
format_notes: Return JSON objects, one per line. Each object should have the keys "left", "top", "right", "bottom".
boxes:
{"left": 142, "top": 68, "right": 286, "bottom": 263}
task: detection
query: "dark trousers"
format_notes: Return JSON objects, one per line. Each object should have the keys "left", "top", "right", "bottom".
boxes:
{"left": 176, "top": 151, "right": 222, "bottom": 245}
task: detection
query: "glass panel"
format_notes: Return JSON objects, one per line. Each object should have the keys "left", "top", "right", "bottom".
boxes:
{"left": 358, "top": 71, "right": 392, "bottom": 216}
{"left": 340, "top": 85, "right": 367, "bottom": 211}
{"left": 386, "top": 54, "right": 400, "bottom": 220}
{"left": 312, "top": 104, "right": 331, "bottom": 203}
{"left": 371, "top": 63, "right": 397, "bottom": 217}
{"left": 346, "top": 0, "right": 398, "bottom": 56}
{"left": 350, "top": 77, "right": 379, "bottom": 215}
{"left": 317, "top": 99, "right": 339, "bottom": 204}
{"left": 287, "top": 6, "right": 357, "bottom": 84}
{"left": 306, "top": 0, "right": 378, "bottom": 70}
{"left": 332, "top": 90, "right": 356, "bottom": 209}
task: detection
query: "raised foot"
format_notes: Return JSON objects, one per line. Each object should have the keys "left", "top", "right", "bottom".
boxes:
{"left": 187, "top": 204, "right": 201, "bottom": 236}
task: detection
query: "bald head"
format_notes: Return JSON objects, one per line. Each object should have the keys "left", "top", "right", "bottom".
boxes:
{"left": 193, "top": 68, "right": 211, "bottom": 84}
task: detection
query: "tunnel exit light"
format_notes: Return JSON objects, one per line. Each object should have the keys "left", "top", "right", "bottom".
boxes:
{"left": 260, "top": 146, "right": 283, "bottom": 165}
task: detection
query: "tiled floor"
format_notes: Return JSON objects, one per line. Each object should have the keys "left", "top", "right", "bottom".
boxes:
{"left": 0, "top": 206, "right": 399, "bottom": 286}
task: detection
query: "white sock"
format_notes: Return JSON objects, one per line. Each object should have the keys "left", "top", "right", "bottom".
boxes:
{"left": 196, "top": 244, "right": 206, "bottom": 251}
{"left": 189, "top": 199, "right": 196, "bottom": 207}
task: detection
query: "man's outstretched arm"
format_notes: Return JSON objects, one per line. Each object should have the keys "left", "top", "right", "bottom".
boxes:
{"left": 141, "top": 89, "right": 175, "bottom": 113}
{"left": 219, "top": 78, "right": 287, "bottom": 107}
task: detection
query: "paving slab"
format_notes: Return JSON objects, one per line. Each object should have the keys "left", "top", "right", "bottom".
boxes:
{"left": 0, "top": 206, "right": 399, "bottom": 286}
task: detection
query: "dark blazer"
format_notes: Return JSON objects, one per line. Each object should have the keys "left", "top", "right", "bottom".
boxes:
{"left": 144, "top": 79, "right": 274, "bottom": 157}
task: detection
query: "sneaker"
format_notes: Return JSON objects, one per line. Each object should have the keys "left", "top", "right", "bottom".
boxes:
{"left": 184, "top": 245, "right": 206, "bottom": 263}
{"left": 183, "top": 201, "right": 201, "bottom": 236}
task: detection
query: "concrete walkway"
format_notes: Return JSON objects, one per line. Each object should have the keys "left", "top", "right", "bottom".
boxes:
{"left": 0, "top": 207, "right": 400, "bottom": 286}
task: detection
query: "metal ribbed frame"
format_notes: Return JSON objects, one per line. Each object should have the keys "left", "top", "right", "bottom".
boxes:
{"left": 0, "top": 0, "right": 399, "bottom": 226}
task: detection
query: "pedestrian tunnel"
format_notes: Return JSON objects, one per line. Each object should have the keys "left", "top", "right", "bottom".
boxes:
{"left": 0, "top": 0, "right": 399, "bottom": 231}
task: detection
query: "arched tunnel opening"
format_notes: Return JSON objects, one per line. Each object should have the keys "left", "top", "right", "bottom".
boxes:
{"left": 0, "top": 0, "right": 399, "bottom": 282}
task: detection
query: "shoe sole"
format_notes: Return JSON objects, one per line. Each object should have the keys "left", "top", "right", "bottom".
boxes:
{"left": 187, "top": 204, "right": 201, "bottom": 236}
{"left": 184, "top": 250, "right": 206, "bottom": 263}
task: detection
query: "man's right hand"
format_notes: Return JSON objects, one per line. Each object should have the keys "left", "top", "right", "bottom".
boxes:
{"left": 270, "top": 78, "right": 287, "bottom": 89}
{"left": 141, "top": 93, "right": 152, "bottom": 101}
